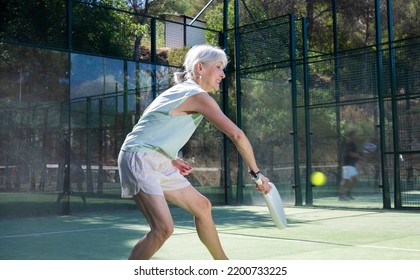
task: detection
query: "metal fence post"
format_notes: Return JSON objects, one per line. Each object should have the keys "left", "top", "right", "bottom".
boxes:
{"left": 290, "top": 15, "right": 302, "bottom": 206}
{"left": 375, "top": 0, "right": 391, "bottom": 209}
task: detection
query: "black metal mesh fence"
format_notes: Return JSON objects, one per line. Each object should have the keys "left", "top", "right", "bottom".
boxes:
{"left": 235, "top": 1, "right": 420, "bottom": 208}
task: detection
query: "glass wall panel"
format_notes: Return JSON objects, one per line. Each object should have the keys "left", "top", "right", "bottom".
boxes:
{"left": 0, "top": 45, "right": 69, "bottom": 217}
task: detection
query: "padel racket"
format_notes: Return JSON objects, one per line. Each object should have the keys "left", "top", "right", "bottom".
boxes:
{"left": 263, "top": 182, "right": 287, "bottom": 229}
{"left": 250, "top": 171, "right": 287, "bottom": 229}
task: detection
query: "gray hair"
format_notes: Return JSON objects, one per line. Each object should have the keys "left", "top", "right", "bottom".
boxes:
{"left": 174, "top": 45, "right": 228, "bottom": 84}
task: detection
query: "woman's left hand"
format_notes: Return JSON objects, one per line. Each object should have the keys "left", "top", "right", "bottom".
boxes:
{"left": 172, "top": 158, "right": 193, "bottom": 176}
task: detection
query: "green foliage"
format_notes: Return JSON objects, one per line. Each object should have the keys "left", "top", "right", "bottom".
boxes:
{"left": 0, "top": 0, "right": 67, "bottom": 48}
{"left": 71, "top": 1, "right": 138, "bottom": 59}
{"left": 146, "top": 0, "right": 205, "bottom": 17}
{"left": 167, "top": 46, "right": 190, "bottom": 67}
{"left": 393, "top": 0, "right": 420, "bottom": 39}
{"left": 204, "top": 1, "right": 230, "bottom": 32}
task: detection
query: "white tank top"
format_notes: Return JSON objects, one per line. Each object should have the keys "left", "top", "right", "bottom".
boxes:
{"left": 121, "top": 79, "right": 204, "bottom": 160}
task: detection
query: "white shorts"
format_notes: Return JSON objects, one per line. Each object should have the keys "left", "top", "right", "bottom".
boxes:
{"left": 342, "top": 165, "right": 358, "bottom": 180}
{"left": 118, "top": 151, "right": 190, "bottom": 198}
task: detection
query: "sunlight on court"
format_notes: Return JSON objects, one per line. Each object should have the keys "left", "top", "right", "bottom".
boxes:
{"left": 1, "top": 206, "right": 419, "bottom": 260}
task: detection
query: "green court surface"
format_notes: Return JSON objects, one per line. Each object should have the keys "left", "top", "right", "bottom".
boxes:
{"left": 1, "top": 205, "right": 419, "bottom": 260}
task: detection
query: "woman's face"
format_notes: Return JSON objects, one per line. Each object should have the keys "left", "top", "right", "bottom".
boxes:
{"left": 199, "top": 61, "right": 226, "bottom": 92}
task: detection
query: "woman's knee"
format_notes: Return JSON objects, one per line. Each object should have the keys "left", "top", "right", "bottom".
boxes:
{"left": 194, "top": 196, "right": 212, "bottom": 217}
{"left": 151, "top": 222, "right": 174, "bottom": 242}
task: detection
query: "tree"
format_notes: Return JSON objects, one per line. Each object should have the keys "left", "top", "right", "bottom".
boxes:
{"left": 72, "top": 0, "right": 138, "bottom": 59}
{"left": 126, "top": 0, "right": 216, "bottom": 61}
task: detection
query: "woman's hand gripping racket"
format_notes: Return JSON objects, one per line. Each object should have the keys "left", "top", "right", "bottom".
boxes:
{"left": 251, "top": 171, "right": 288, "bottom": 230}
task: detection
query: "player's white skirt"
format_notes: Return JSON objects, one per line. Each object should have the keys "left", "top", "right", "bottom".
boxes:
{"left": 118, "top": 151, "right": 190, "bottom": 198}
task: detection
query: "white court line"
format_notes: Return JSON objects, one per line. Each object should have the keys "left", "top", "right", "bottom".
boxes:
{"left": 358, "top": 245, "right": 420, "bottom": 253}
{"left": 218, "top": 232, "right": 420, "bottom": 253}
{"left": 3, "top": 219, "right": 419, "bottom": 254}
{"left": 0, "top": 221, "right": 196, "bottom": 240}
{"left": 0, "top": 227, "right": 117, "bottom": 239}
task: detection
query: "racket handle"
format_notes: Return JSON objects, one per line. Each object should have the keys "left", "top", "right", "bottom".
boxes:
{"left": 253, "top": 177, "right": 263, "bottom": 185}
{"left": 250, "top": 171, "right": 263, "bottom": 185}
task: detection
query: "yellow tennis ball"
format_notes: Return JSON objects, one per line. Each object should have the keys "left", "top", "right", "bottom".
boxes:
{"left": 311, "top": 171, "right": 327, "bottom": 186}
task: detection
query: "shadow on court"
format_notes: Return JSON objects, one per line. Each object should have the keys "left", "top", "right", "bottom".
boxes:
{"left": 1, "top": 205, "right": 420, "bottom": 260}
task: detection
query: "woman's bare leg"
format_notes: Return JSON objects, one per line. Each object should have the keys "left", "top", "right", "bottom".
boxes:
{"left": 165, "top": 186, "right": 228, "bottom": 260}
{"left": 129, "top": 191, "right": 174, "bottom": 260}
